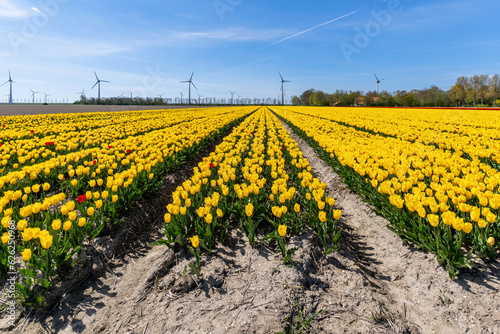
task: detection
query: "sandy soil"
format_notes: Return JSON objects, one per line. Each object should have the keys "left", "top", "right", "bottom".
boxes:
{"left": 0, "top": 105, "right": 214, "bottom": 116}
{"left": 2, "top": 119, "right": 500, "bottom": 333}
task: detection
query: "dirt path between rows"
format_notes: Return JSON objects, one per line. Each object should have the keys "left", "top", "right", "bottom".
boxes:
{"left": 3, "top": 120, "right": 500, "bottom": 334}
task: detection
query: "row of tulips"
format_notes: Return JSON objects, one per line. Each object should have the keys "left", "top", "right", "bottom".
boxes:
{"left": 274, "top": 107, "right": 499, "bottom": 279}
{"left": 0, "top": 107, "right": 256, "bottom": 300}
{"left": 161, "top": 107, "right": 341, "bottom": 274}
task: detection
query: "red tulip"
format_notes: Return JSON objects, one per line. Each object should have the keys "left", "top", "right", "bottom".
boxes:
{"left": 76, "top": 195, "right": 86, "bottom": 203}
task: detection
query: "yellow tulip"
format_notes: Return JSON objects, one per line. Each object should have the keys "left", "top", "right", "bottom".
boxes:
{"left": 68, "top": 211, "right": 77, "bottom": 221}
{"left": 63, "top": 221, "right": 72, "bottom": 231}
{"left": 164, "top": 213, "right": 171, "bottom": 223}
{"left": 487, "top": 237, "right": 495, "bottom": 246}
{"left": 21, "top": 248, "right": 31, "bottom": 261}
{"left": 463, "top": 223, "right": 473, "bottom": 234}
{"left": 40, "top": 234, "right": 53, "bottom": 249}
{"left": 245, "top": 203, "right": 254, "bottom": 217}
{"left": 278, "top": 224, "right": 287, "bottom": 237}
{"left": 427, "top": 214, "right": 439, "bottom": 228}
{"left": 22, "top": 228, "right": 33, "bottom": 241}
{"left": 190, "top": 235, "right": 200, "bottom": 248}
{"left": 78, "top": 217, "right": 87, "bottom": 227}
{"left": 319, "top": 211, "right": 327, "bottom": 223}
{"left": 17, "top": 219, "right": 28, "bottom": 231}
{"left": 294, "top": 203, "right": 300, "bottom": 213}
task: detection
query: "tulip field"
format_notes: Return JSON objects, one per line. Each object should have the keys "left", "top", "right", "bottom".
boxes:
{"left": 1, "top": 105, "right": 500, "bottom": 307}
{"left": 0, "top": 107, "right": 257, "bottom": 297}
{"left": 274, "top": 106, "right": 500, "bottom": 278}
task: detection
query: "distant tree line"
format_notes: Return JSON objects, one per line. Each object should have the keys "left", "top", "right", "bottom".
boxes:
{"left": 74, "top": 96, "right": 167, "bottom": 106}
{"left": 292, "top": 74, "right": 500, "bottom": 108}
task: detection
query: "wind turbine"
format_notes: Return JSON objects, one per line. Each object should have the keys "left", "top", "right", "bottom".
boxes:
{"left": 279, "top": 72, "right": 290, "bottom": 106}
{"left": 180, "top": 92, "right": 184, "bottom": 104}
{"left": 129, "top": 91, "right": 134, "bottom": 99}
{"left": 374, "top": 73, "right": 384, "bottom": 95}
{"left": 197, "top": 93, "right": 203, "bottom": 105}
{"left": 43, "top": 92, "right": 51, "bottom": 104}
{"left": 91, "top": 71, "right": 110, "bottom": 100}
{"left": 181, "top": 71, "right": 197, "bottom": 105}
{"left": 30, "top": 89, "right": 39, "bottom": 104}
{"left": 229, "top": 91, "right": 236, "bottom": 105}
{"left": 1, "top": 71, "right": 14, "bottom": 104}
{"left": 77, "top": 89, "right": 86, "bottom": 97}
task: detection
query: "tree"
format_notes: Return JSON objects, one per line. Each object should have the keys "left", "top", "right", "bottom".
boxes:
{"left": 474, "top": 74, "right": 490, "bottom": 105}
{"left": 309, "top": 91, "right": 329, "bottom": 106}
{"left": 300, "top": 89, "right": 316, "bottom": 106}
{"left": 450, "top": 76, "right": 471, "bottom": 106}
{"left": 291, "top": 96, "right": 300, "bottom": 106}
{"left": 490, "top": 74, "right": 500, "bottom": 107}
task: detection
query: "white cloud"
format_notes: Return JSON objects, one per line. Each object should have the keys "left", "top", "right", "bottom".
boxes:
{"left": 31, "top": 7, "right": 40, "bottom": 13}
{"left": 0, "top": 0, "right": 29, "bottom": 18}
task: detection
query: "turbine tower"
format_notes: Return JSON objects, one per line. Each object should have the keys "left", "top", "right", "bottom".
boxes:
{"left": 30, "top": 89, "right": 39, "bottom": 104}
{"left": 374, "top": 73, "right": 384, "bottom": 95}
{"left": 181, "top": 71, "right": 197, "bottom": 105}
{"left": 229, "top": 91, "right": 236, "bottom": 105}
{"left": 1, "top": 71, "right": 14, "bottom": 104}
{"left": 77, "top": 89, "right": 86, "bottom": 98}
{"left": 43, "top": 92, "right": 51, "bottom": 104}
{"left": 91, "top": 71, "right": 110, "bottom": 100}
{"left": 279, "top": 72, "right": 290, "bottom": 106}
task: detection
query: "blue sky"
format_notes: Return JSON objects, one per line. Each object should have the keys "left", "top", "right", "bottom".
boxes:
{"left": 0, "top": 0, "right": 499, "bottom": 103}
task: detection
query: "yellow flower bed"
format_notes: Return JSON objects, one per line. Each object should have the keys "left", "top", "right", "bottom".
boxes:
{"left": 0, "top": 107, "right": 255, "bottom": 293}
{"left": 274, "top": 106, "right": 500, "bottom": 278}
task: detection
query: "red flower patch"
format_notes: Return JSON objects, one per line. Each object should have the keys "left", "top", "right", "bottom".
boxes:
{"left": 93, "top": 160, "right": 97, "bottom": 165}
{"left": 209, "top": 163, "right": 215, "bottom": 169}
{"left": 126, "top": 149, "right": 131, "bottom": 154}
{"left": 30, "top": 130, "right": 34, "bottom": 133}
{"left": 76, "top": 195, "right": 86, "bottom": 203}
{"left": 45, "top": 142, "right": 54, "bottom": 146}
{"left": 108, "top": 145, "right": 113, "bottom": 149}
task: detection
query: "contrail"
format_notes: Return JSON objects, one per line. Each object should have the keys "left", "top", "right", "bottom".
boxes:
{"left": 259, "top": 9, "right": 360, "bottom": 49}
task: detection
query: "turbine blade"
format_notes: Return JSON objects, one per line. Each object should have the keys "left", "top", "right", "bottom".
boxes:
{"left": 191, "top": 82, "right": 197, "bottom": 90}
{"left": 91, "top": 82, "right": 99, "bottom": 89}
{"left": 181, "top": 80, "right": 189, "bottom": 83}
{"left": 94, "top": 71, "right": 99, "bottom": 80}
{"left": 190, "top": 71, "right": 194, "bottom": 81}
{"left": 102, "top": 80, "right": 110, "bottom": 83}
{"left": 279, "top": 72, "right": 284, "bottom": 81}
{"left": 0, "top": 81, "right": 8, "bottom": 87}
